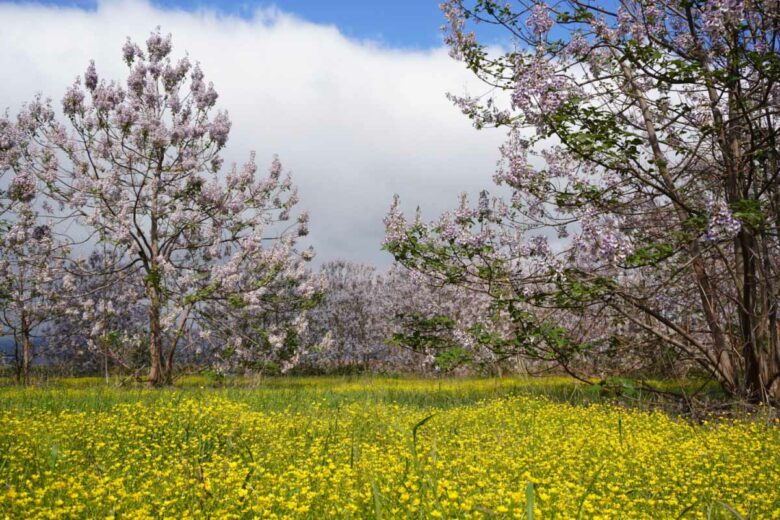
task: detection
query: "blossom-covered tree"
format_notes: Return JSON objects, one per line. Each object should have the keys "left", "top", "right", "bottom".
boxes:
{"left": 380, "top": 263, "right": 518, "bottom": 374}
{"left": 14, "top": 30, "right": 317, "bottom": 385}
{"left": 48, "top": 248, "right": 149, "bottom": 380}
{"left": 196, "top": 252, "right": 324, "bottom": 375}
{"left": 0, "top": 169, "right": 68, "bottom": 384}
{"left": 302, "top": 261, "right": 387, "bottom": 372}
{"left": 303, "top": 261, "right": 528, "bottom": 375}
{"left": 0, "top": 115, "right": 32, "bottom": 289}
{"left": 0, "top": 118, "right": 18, "bottom": 232}
{"left": 386, "top": 0, "right": 780, "bottom": 401}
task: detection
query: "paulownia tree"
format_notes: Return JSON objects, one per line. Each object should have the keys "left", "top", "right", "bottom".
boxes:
{"left": 386, "top": 0, "right": 780, "bottom": 401}
{"left": 14, "top": 30, "right": 318, "bottom": 385}
{"left": 302, "top": 261, "right": 387, "bottom": 372}
{"left": 381, "top": 262, "right": 522, "bottom": 375}
{"left": 303, "top": 260, "right": 525, "bottom": 375}
{"left": 195, "top": 246, "right": 323, "bottom": 375}
{"left": 0, "top": 172, "right": 68, "bottom": 384}
{"left": 49, "top": 248, "right": 148, "bottom": 380}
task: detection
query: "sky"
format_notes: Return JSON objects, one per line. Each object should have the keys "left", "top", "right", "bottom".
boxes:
{"left": 0, "top": 0, "right": 508, "bottom": 266}
{"left": 11, "top": 0, "right": 451, "bottom": 48}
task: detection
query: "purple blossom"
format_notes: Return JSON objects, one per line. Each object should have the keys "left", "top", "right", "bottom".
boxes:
{"left": 705, "top": 198, "right": 741, "bottom": 241}
{"left": 209, "top": 111, "right": 231, "bottom": 147}
{"left": 126, "top": 65, "right": 146, "bottom": 96}
{"left": 9, "top": 172, "right": 36, "bottom": 202}
{"left": 527, "top": 3, "right": 554, "bottom": 35}
{"left": 92, "top": 82, "right": 125, "bottom": 112}
{"left": 146, "top": 29, "right": 172, "bottom": 62}
{"left": 565, "top": 32, "right": 592, "bottom": 57}
{"left": 301, "top": 246, "right": 316, "bottom": 262}
{"left": 702, "top": 0, "right": 744, "bottom": 40}
{"left": 512, "top": 55, "right": 578, "bottom": 124}
{"left": 84, "top": 61, "right": 98, "bottom": 91}
{"left": 62, "top": 84, "right": 85, "bottom": 117}
{"left": 195, "top": 82, "right": 219, "bottom": 110}
{"left": 122, "top": 38, "right": 143, "bottom": 64}
{"left": 576, "top": 211, "right": 633, "bottom": 265}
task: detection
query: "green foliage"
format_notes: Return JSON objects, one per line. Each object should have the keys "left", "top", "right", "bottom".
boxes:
{"left": 553, "top": 273, "right": 616, "bottom": 306}
{"left": 389, "top": 313, "right": 478, "bottom": 372}
{"left": 201, "top": 368, "right": 227, "bottom": 386}
{"left": 549, "top": 98, "right": 643, "bottom": 165}
{"left": 390, "top": 313, "right": 456, "bottom": 351}
{"left": 624, "top": 243, "right": 675, "bottom": 268}
{"left": 596, "top": 377, "right": 640, "bottom": 398}
{"left": 300, "top": 291, "right": 324, "bottom": 311}
{"left": 238, "top": 360, "right": 281, "bottom": 375}
{"left": 731, "top": 199, "right": 766, "bottom": 230}
{"left": 434, "top": 347, "right": 472, "bottom": 372}
{"left": 227, "top": 294, "right": 246, "bottom": 309}
{"left": 556, "top": 5, "right": 595, "bottom": 23}
{"left": 183, "top": 282, "right": 218, "bottom": 305}
{"left": 144, "top": 265, "right": 162, "bottom": 291}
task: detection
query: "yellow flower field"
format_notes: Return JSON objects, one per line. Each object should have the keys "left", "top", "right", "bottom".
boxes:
{"left": 0, "top": 377, "right": 778, "bottom": 519}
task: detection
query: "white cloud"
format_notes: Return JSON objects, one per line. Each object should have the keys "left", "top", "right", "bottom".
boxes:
{"left": 0, "top": 0, "right": 505, "bottom": 265}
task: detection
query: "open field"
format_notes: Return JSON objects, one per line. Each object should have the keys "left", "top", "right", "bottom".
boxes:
{"left": 1, "top": 377, "right": 779, "bottom": 519}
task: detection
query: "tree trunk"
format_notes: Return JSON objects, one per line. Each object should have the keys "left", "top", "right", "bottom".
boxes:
{"left": 103, "top": 339, "right": 110, "bottom": 385}
{"left": 147, "top": 282, "right": 169, "bottom": 386}
{"left": 145, "top": 202, "right": 172, "bottom": 386}
{"left": 21, "top": 332, "right": 32, "bottom": 386}
{"left": 770, "top": 314, "right": 780, "bottom": 401}
{"left": 13, "top": 337, "right": 22, "bottom": 385}
{"left": 740, "top": 232, "right": 780, "bottom": 403}
{"left": 619, "top": 61, "right": 738, "bottom": 394}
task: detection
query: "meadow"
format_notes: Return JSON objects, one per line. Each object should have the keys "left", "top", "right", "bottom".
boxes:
{"left": 1, "top": 377, "right": 779, "bottom": 519}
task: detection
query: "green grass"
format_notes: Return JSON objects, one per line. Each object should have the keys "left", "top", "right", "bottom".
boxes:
{"left": 0, "top": 374, "right": 725, "bottom": 414}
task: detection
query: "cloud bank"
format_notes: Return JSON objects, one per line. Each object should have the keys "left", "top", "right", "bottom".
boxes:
{"left": 0, "top": 0, "right": 505, "bottom": 265}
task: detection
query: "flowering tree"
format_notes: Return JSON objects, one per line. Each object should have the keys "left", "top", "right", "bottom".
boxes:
{"left": 0, "top": 116, "right": 32, "bottom": 287}
{"left": 302, "top": 261, "right": 387, "bottom": 372}
{"left": 47, "top": 248, "right": 149, "bottom": 380}
{"left": 379, "top": 263, "right": 510, "bottom": 374}
{"left": 195, "top": 252, "right": 323, "bottom": 375}
{"left": 0, "top": 158, "right": 68, "bottom": 384}
{"left": 14, "top": 30, "right": 317, "bottom": 385}
{"left": 0, "top": 118, "right": 18, "bottom": 234}
{"left": 303, "top": 261, "right": 529, "bottom": 375}
{"left": 386, "top": 0, "right": 780, "bottom": 401}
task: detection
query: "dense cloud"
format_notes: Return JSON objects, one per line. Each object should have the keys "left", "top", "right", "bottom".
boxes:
{"left": 0, "top": 0, "right": 504, "bottom": 265}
